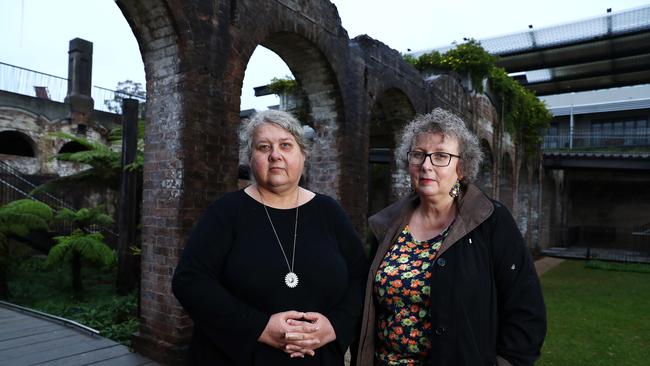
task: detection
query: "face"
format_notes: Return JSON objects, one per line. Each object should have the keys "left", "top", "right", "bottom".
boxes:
{"left": 250, "top": 122, "right": 305, "bottom": 192}
{"left": 408, "top": 132, "right": 462, "bottom": 200}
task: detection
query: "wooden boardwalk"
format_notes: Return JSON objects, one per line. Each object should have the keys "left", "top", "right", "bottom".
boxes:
{"left": 0, "top": 303, "right": 159, "bottom": 366}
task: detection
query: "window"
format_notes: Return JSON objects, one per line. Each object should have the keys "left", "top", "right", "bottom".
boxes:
{"left": 591, "top": 117, "right": 649, "bottom": 147}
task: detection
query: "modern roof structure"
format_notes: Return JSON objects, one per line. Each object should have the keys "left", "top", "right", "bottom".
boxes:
{"left": 415, "top": 5, "right": 650, "bottom": 96}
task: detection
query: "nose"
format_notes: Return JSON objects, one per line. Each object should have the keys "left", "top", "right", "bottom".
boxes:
{"left": 268, "top": 147, "right": 282, "bottom": 160}
{"left": 420, "top": 155, "right": 434, "bottom": 170}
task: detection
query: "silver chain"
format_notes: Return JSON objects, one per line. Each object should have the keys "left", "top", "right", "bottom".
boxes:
{"left": 256, "top": 186, "right": 299, "bottom": 274}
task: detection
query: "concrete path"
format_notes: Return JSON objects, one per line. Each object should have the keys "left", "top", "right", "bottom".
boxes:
{"left": 535, "top": 256, "right": 565, "bottom": 276}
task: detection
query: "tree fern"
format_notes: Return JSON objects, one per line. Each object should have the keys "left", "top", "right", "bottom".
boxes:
{"left": 55, "top": 207, "right": 113, "bottom": 228}
{"left": 0, "top": 200, "right": 53, "bottom": 240}
{"left": 46, "top": 230, "right": 115, "bottom": 268}
{"left": 34, "top": 126, "right": 144, "bottom": 194}
{"left": 0, "top": 199, "right": 53, "bottom": 299}
{"left": 46, "top": 207, "right": 116, "bottom": 294}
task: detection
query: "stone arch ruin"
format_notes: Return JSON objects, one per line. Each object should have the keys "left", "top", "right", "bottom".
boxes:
{"left": 108, "top": 1, "right": 532, "bottom": 361}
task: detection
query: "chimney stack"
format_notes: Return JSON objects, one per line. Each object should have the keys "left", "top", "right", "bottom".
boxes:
{"left": 64, "top": 38, "right": 94, "bottom": 123}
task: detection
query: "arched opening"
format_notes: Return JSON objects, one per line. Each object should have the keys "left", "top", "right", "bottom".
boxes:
{"left": 239, "top": 46, "right": 300, "bottom": 187}
{"left": 516, "top": 163, "right": 530, "bottom": 240}
{"left": 499, "top": 153, "right": 514, "bottom": 211}
{"left": 239, "top": 32, "right": 344, "bottom": 199}
{"left": 368, "top": 88, "right": 415, "bottom": 215}
{"left": 476, "top": 139, "right": 493, "bottom": 196}
{"left": 0, "top": 130, "right": 36, "bottom": 157}
{"left": 58, "top": 141, "right": 90, "bottom": 154}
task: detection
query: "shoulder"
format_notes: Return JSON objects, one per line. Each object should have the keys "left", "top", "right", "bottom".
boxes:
{"left": 487, "top": 199, "right": 516, "bottom": 224}
{"left": 310, "top": 193, "right": 348, "bottom": 216}
{"left": 204, "top": 190, "right": 248, "bottom": 217}
{"left": 368, "top": 194, "right": 415, "bottom": 237}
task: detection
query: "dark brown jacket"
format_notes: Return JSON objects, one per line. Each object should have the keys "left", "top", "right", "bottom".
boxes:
{"left": 356, "top": 184, "right": 546, "bottom": 366}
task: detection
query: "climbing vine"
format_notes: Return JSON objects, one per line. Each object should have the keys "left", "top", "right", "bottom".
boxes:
{"left": 268, "top": 76, "right": 296, "bottom": 95}
{"left": 404, "top": 39, "right": 552, "bottom": 157}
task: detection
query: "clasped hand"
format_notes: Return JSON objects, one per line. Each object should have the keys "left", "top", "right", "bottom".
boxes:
{"left": 258, "top": 310, "right": 336, "bottom": 358}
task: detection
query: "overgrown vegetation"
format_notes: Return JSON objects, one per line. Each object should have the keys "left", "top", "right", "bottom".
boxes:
{"left": 46, "top": 207, "right": 116, "bottom": 295}
{"left": 0, "top": 199, "right": 53, "bottom": 299}
{"left": 404, "top": 39, "right": 552, "bottom": 157}
{"left": 539, "top": 260, "right": 650, "bottom": 365}
{"left": 268, "top": 76, "right": 296, "bottom": 95}
{"left": 8, "top": 255, "right": 138, "bottom": 346}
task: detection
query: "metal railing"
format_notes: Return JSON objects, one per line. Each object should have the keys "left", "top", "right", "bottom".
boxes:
{"left": 0, "top": 61, "right": 145, "bottom": 114}
{"left": 0, "top": 160, "right": 117, "bottom": 242}
{"left": 542, "top": 130, "right": 650, "bottom": 150}
{"left": 542, "top": 225, "right": 650, "bottom": 263}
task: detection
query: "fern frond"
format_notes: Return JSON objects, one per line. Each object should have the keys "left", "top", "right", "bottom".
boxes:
{"left": 0, "top": 200, "right": 53, "bottom": 238}
{"left": 46, "top": 230, "right": 115, "bottom": 268}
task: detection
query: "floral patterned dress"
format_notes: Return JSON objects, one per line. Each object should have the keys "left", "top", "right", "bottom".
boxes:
{"left": 373, "top": 224, "right": 451, "bottom": 365}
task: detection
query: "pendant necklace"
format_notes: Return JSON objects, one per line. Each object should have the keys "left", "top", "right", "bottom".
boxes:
{"left": 257, "top": 186, "right": 300, "bottom": 288}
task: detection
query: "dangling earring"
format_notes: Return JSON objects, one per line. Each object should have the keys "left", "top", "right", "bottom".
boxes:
{"left": 449, "top": 180, "right": 461, "bottom": 198}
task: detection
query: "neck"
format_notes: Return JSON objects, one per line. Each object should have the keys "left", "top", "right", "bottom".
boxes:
{"left": 415, "top": 195, "right": 457, "bottom": 228}
{"left": 253, "top": 183, "right": 300, "bottom": 209}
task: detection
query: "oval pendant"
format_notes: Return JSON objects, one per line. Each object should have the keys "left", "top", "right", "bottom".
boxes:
{"left": 285, "top": 272, "right": 299, "bottom": 288}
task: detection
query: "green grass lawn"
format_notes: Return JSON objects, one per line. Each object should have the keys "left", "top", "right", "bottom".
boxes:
{"left": 7, "top": 255, "right": 138, "bottom": 346}
{"left": 538, "top": 260, "right": 650, "bottom": 366}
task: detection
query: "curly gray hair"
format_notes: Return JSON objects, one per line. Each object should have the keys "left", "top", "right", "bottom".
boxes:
{"left": 395, "top": 108, "right": 483, "bottom": 183}
{"left": 239, "top": 109, "right": 310, "bottom": 163}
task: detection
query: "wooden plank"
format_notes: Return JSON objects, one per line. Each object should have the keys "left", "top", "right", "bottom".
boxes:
{"left": 0, "top": 323, "right": 61, "bottom": 342}
{"left": 2, "top": 334, "right": 116, "bottom": 364}
{"left": 30, "top": 344, "right": 134, "bottom": 366}
{"left": 85, "top": 351, "right": 159, "bottom": 366}
{"left": 0, "top": 317, "right": 53, "bottom": 336}
{"left": 0, "top": 327, "right": 78, "bottom": 351}
{"left": 0, "top": 310, "right": 30, "bottom": 321}
{"left": 0, "top": 332, "right": 84, "bottom": 360}
{"left": 0, "top": 305, "right": 158, "bottom": 365}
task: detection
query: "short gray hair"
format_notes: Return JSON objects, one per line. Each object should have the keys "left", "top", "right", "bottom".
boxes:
{"left": 395, "top": 108, "right": 483, "bottom": 183}
{"left": 239, "top": 110, "right": 309, "bottom": 162}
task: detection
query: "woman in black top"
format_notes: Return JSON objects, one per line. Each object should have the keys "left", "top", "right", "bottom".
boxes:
{"left": 172, "top": 110, "right": 367, "bottom": 365}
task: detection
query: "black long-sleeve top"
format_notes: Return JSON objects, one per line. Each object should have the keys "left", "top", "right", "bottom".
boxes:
{"left": 172, "top": 190, "right": 367, "bottom": 365}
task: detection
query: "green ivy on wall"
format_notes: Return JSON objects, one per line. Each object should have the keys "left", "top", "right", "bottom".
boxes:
{"left": 268, "top": 76, "right": 296, "bottom": 95}
{"left": 404, "top": 39, "right": 552, "bottom": 157}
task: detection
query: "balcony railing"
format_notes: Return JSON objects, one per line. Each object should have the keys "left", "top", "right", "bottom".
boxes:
{"left": 542, "top": 130, "right": 650, "bottom": 150}
{"left": 0, "top": 61, "right": 145, "bottom": 114}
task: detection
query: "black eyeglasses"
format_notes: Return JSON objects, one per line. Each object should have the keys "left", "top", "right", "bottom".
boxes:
{"left": 407, "top": 151, "right": 461, "bottom": 167}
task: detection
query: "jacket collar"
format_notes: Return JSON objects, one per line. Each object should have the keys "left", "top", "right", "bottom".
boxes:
{"left": 369, "top": 184, "right": 493, "bottom": 258}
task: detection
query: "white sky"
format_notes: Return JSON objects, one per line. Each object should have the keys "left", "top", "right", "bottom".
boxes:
{"left": 1, "top": 0, "right": 648, "bottom": 111}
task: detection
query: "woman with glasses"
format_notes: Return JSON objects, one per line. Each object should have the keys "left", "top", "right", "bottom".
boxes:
{"left": 356, "top": 108, "right": 546, "bottom": 366}
{"left": 172, "top": 110, "right": 367, "bottom": 365}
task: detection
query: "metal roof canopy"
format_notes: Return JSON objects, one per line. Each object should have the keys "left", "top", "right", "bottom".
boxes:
{"left": 420, "top": 6, "right": 650, "bottom": 96}
{"left": 493, "top": 6, "right": 650, "bottom": 95}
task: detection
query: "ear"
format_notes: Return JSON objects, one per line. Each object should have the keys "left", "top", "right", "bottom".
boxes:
{"left": 456, "top": 162, "right": 464, "bottom": 179}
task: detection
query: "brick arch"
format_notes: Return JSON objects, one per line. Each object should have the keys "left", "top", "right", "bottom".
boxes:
{"left": 499, "top": 152, "right": 514, "bottom": 211}
{"left": 111, "top": 1, "right": 369, "bottom": 362}
{"left": 112, "top": 2, "right": 189, "bottom": 363}
{"left": 516, "top": 162, "right": 530, "bottom": 238}
{"left": 476, "top": 138, "right": 494, "bottom": 195}
{"left": 58, "top": 141, "right": 90, "bottom": 154}
{"left": 0, "top": 130, "right": 37, "bottom": 157}
{"left": 259, "top": 32, "right": 345, "bottom": 198}
{"left": 368, "top": 87, "right": 416, "bottom": 214}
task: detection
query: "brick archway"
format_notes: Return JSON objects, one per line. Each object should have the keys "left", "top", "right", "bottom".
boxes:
{"left": 110, "top": 1, "right": 514, "bottom": 363}
{"left": 368, "top": 87, "right": 416, "bottom": 214}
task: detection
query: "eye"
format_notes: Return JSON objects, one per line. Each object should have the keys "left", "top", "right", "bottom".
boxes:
{"left": 280, "top": 142, "right": 293, "bottom": 149}
{"left": 256, "top": 144, "right": 271, "bottom": 152}
{"left": 411, "top": 151, "right": 425, "bottom": 159}
{"left": 432, "top": 152, "right": 448, "bottom": 160}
